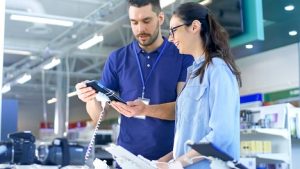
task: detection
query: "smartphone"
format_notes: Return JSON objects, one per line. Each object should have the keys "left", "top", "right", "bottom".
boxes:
{"left": 86, "top": 80, "right": 127, "bottom": 104}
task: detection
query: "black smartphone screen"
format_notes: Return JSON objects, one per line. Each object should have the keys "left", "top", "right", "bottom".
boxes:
{"left": 86, "top": 80, "right": 126, "bottom": 104}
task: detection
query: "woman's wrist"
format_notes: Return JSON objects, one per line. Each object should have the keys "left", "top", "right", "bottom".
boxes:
{"left": 172, "top": 155, "right": 194, "bottom": 168}
{"left": 168, "top": 160, "right": 183, "bottom": 169}
{"left": 182, "top": 156, "right": 194, "bottom": 166}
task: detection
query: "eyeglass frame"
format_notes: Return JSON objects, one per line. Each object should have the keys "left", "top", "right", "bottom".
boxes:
{"left": 169, "top": 23, "right": 190, "bottom": 38}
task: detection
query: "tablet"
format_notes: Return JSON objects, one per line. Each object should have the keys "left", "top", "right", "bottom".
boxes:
{"left": 188, "top": 142, "right": 234, "bottom": 162}
{"left": 86, "top": 80, "right": 126, "bottom": 104}
{"left": 188, "top": 142, "right": 248, "bottom": 169}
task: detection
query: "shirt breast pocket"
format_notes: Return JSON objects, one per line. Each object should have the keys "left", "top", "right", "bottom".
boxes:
{"left": 186, "top": 85, "right": 207, "bottom": 101}
{"left": 182, "top": 85, "right": 208, "bottom": 123}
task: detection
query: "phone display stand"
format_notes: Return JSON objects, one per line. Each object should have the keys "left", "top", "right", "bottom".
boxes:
{"left": 104, "top": 144, "right": 156, "bottom": 169}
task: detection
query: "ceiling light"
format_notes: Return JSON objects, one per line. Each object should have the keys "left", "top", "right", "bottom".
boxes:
{"left": 199, "top": 0, "right": 213, "bottom": 6}
{"left": 4, "top": 49, "right": 32, "bottom": 55}
{"left": 10, "top": 14, "right": 74, "bottom": 27}
{"left": 78, "top": 34, "right": 104, "bottom": 50}
{"left": 47, "top": 98, "right": 57, "bottom": 104}
{"left": 289, "top": 30, "right": 298, "bottom": 36}
{"left": 1, "top": 84, "right": 11, "bottom": 94}
{"left": 245, "top": 44, "right": 253, "bottom": 49}
{"left": 160, "top": 0, "right": 175, "bottom": 8}
{"left": 284, "top": 5, "right": 294, "bottom": 11}
{"left": 67, "top": 91, "right": 77, "bottom": 97}
{"left": 29, "top": 55, "right": 38, "bottom": 60}
{"left": 71, "top": 34, "right": 77, "bottom": 39}
{"left": 47, "top": 91, "right": 76, "bottom": 104}
{"left": 43, "top": 58, "right": 61, "bottom": 70}
{"left": 16, "top": 73, "right": 32, "bottom": 84}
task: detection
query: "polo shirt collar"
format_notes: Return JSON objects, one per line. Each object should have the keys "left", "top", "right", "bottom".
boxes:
{"left": 134, "top": 36, "right": 167, "bottom": 54}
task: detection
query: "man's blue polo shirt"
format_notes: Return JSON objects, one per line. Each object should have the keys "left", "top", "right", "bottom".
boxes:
{"left": 100, "top": 37, "right": 193, "bottom": 160}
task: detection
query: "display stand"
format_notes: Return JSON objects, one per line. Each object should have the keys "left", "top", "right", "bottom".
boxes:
{"left": 240, "top": 103, "right": 300, "bottom": 168}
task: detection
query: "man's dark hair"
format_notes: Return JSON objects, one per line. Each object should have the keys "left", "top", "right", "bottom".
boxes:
{"left": 128, "top": 0, "right": 161, "bottom": 14}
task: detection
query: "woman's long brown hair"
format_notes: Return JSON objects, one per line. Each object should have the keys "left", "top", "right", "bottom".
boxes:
{"left": 173, "top": 2, "right": 242, "bottom": 87}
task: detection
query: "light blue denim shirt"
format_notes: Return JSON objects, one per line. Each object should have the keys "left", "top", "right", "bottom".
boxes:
{"left": 173, "top": 57, "right": 240, "bottom": 169}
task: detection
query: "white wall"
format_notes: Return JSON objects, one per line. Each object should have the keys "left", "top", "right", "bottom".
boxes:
{"left": 236, "top": 43, "right": 300, "bottom": 168}
{"left": 236, "top": 43, "right": 299, "bottom": 95}
{"left": 18, "top": 97, "right": 89, "bottom": 138}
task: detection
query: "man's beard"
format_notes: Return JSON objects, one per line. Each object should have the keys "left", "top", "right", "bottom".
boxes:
{"left": 135, "top": 22, "right": 160, "bottom": 47}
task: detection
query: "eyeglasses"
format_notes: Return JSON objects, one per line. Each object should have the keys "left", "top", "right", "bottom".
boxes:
{"left": 169, "top": 23, "right": 189, "bottom": 38}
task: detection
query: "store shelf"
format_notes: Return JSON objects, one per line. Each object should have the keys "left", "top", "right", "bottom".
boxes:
{"left": 292, "top": 137, "right": 300, "bottom": 140}
{"left": 243, "top": 153, "right": 290, "bottom": 163}
{"left": 240, "top": 104, "right": 296, "bottom": 169}
{"left": 254, "top": 153, "right": 290, "bottom": 163}
{"left": 241, "top": 128, "right": 290, "bottom": 139}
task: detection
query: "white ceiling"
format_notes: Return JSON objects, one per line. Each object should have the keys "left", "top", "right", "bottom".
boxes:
{"left": 3, "top": 0, "right": 133, "bottom": 101}
{"left": 3, "top": 0, "right": 193, "bottom": 102}
{"left": 5, "top": 0, "right": 296, "bottom": 103}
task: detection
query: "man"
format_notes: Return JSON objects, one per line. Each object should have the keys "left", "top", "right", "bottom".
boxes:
{"left": 75, "top": 0, "right": 193, "bottom": 161}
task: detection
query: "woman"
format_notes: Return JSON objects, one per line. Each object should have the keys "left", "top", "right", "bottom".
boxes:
{"left": 158, "top": 2, "right": 242, "bottom": 169}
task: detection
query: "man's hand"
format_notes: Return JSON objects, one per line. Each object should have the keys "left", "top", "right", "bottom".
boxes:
{"left": 110, "top": 100, "right": 146, "bottom": 117}
{"left": 75, "top": 81, "right": 97, "bottom": 103}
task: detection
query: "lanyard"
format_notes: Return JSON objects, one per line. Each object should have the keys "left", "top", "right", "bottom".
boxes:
{"left": 133, "top": 40, "right": 167, "bottom": 99}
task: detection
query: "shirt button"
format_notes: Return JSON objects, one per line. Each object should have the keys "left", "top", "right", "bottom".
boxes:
{"left": 147, "top": 56, "right": 150, "bottom": 59}
{"left": 147, "top": 64, "right": 150, "bottom": 67}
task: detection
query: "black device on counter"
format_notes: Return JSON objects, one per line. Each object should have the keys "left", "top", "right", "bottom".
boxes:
{"left": 86, "top": 80, "right": 126, "bottom": 104}
{"left": 0, "top": 131, "right": 36, "bottom": 165}
{"left": 188, "top": 142, "right": 248, "bottom": 169}
{"left": 0, "top": 131, "right": 86, "bottom": 166}
{"left": 37, "top": 138, "right": 86, "bottom": 166}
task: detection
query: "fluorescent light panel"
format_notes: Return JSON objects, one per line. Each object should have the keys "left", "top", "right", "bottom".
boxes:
{"left": 2, "top": 84, "right": 11, "bottom": 94}
{"left": 160, "top": 0, "right": 175, "bottom": 8}
{"left": 43, "top": 58, "right": 61, "bottom": 70}
{"left": 199, "top": 0, "right": 212, "bottom": 6}
{"left": 4, "top": 49, "right": 32, "bottom": 55}
{"left": 16, "top": 73, "right": 32, "bottom": 84}
{"left": 67, "top": 91, "right": 77, "bottom": 97}
{"left": 47, "top": 91, "right": 77, "bottom": 104}
{"left": 78, "top": 34, "right": 104, "bottom": 50}
{"left": 29, "top": 55, "right": 38, "bottom": 60}
{"left": 10, "top": 14, "right": 74, "bottom": 27}
{"left": 47, "top": 98, "right": 57, "bottom": 104}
